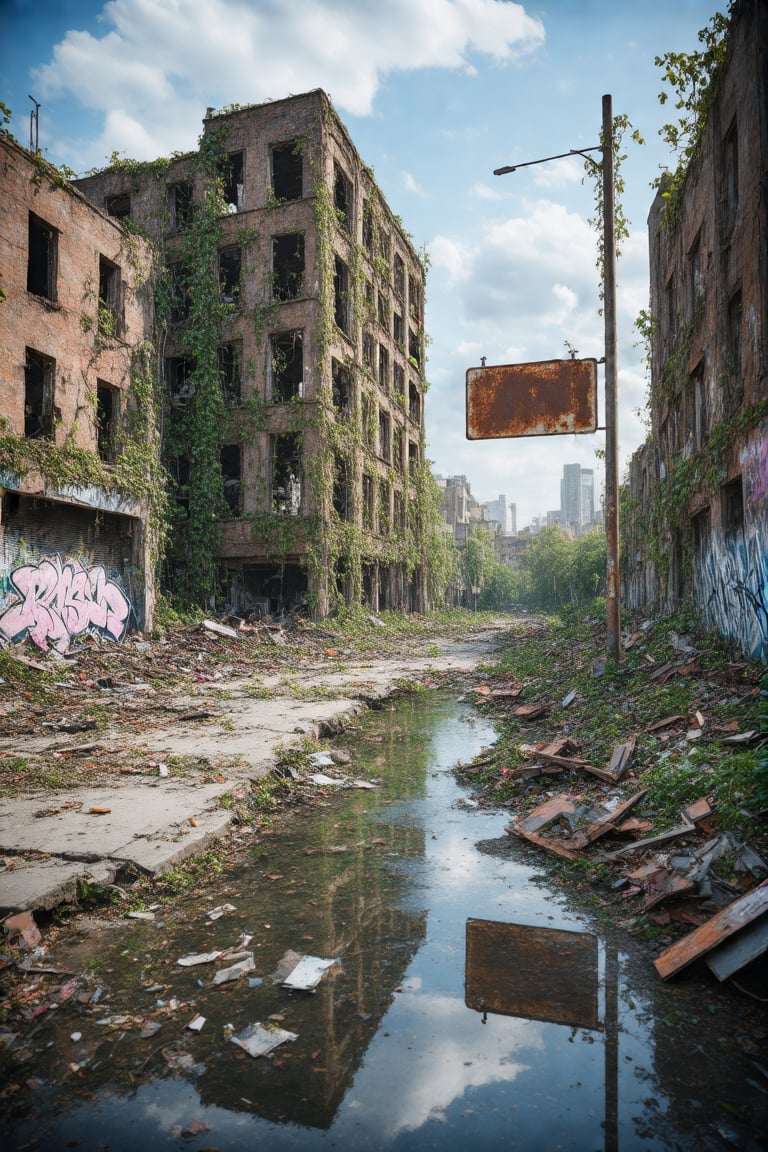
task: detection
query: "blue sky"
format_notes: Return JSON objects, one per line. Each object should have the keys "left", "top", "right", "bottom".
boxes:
{"left": 1, "top": 0, "right": 720, "bottom": 527}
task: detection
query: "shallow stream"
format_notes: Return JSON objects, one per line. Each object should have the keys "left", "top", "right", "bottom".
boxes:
{"left": 4, "top": 688, "right": 766, "bottom": 1151}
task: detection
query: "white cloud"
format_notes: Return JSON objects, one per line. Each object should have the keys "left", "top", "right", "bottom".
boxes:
{"left": 471, "top": 181, "right": 504, "bottom": 200}
{"left": 402, "top": 170, "right": 427, "bottom": 197}
{"left": 531, "top": 155, "right": 583, "bottom": 188}
{"left": 33, "top": 0, "right": 544, "bottom": 165}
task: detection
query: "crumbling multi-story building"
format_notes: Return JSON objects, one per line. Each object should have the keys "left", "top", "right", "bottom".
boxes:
{"left": 622, "top": 0, "right": 768, "bottom": 659}
{"left": 0, "top": 133, "right": 160, "bottom": 649}
{"left": 76, "top": 89, "right": 428, "bottom": 618}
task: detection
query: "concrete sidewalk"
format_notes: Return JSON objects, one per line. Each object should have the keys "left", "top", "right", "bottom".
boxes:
{"left": 0, "top": 633, "right": 499, "bottom": 915}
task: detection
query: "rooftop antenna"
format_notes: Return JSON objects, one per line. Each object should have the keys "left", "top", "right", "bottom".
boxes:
{"left": 28, "top": 95, "right": 40, "bottom": 152}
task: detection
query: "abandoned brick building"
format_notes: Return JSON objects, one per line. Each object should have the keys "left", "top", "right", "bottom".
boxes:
{"left": 622, "top": 0, "right": 768, "bottom": 660}
{"left": 0, "top": 133, "right": 159, "bottom": 648}
{"left": 76, "top": 89, "right": 428, "bottom": 618}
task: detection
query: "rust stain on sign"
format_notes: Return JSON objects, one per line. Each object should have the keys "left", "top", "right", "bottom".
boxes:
{"left": 466, "top": 358, "right": 598, "bottom": 440}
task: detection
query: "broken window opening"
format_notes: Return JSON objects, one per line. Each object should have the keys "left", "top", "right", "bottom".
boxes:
{"left": 378, "top": 345, "right": 389, "bottom": 393}
{"left": 692, "top": 507, "right": 711, "bottom": 570}
{"left": 362, "top": 200, "right": 374, "bottom": 253}
{"left": 220, "top": 445, "right": 242, "bottom": 517}
{"left": 363, "top": 331, "right": 374, "bottom": 369}
{"left": 219, "top": 247, "right": 242, "bottom": 303}
{"left": 379, "top": 481, "right": 392, "bottom": 536}
{"left": 393, "top": 363, "right": 405, "bottom": 401}
{"left": 722, "top": 476, "right": 744, "bottom": 542}
{"left": 271, "top": 433, "right": 302, "bottom": 515}
{"left": 219, "top": 341, "right": 242, "bottom": 403}
{"left": 362, "top": 393, "right": 375, "bottom": 449}
{"left": 332, "top": 359, "right": 351, "bottom": 412}
{"left": 377, "top": 292, "right": 389, "bottom": 330}
{"left": 688, "top": 362, "right": 707, "bottom": 451}
{"left": 170, "top": 182, "right": 194, "bottom": 229}
{"left": 169, "top": 262, "right": 191, "bottom": 323}
{"left": 393, "top": 311, "right": 404, "bottom": 349}
{"left": 96, "top": 381, "right": 118, "bottom": 462}
{"left": 98, "top": 255, "right": 123, "bottom": 337}
{"left": 271, "top": 140, "right": 303, "bottom": 202}
{"left": 362, "top": 473, "right": 375, "bottom": 531}
{"left": 722, "top": 119, "right": 738, "bottom": 237}
{"left": 218, "top": 150, "right": 244, "bottom": 212}
{"left": 408, "top": 328, "right": 421, "bottom": 368}
{"left": 378, "top": 408, "right": 391, "bottom": 463}
{"left": 334, "top": 257, "right": 350, "bottom": 333}
{"left": 27, "top": 212, "right": 58, "bottom": 301}
{"left": 24, "top": 348, "right": 54, "bottom": 439}
{"left": 170, "top": 455, "right": 190, "bottom": 518}
{"left": 394, "top": 489, "right": 406, "bottom": 530}
{"left": 270, "top": 331, "right": 304, "bottom": 402}
{"left": 333, "top": 454, "right": 351, "bottom": 520}
{"left": 408, "top": 273, "right": 422, "bottom": 321}
{"left": 409, "top": 380, "right": 421, "bottom": 425}
{"left": 393, "top": 425, "right": 404, "bottom": 472}
{"left": 408, "top": 440, "right": 419, "bottom": 476}
{"left": 105, "top": 193, "right": 131, "bottom": 220}
{"left": 393, "top": 252, "right": 405, "bottom": 298}
{"left": 334, "top": 164, "right": 351, "bottom": 232}
{"left": 378, "top": 229, "right": 391, "bottom": 266}
{"left": 688, "top": 231, "right": 703, "bottom": 319}
{"left": 166, "top": 356, "right": 196, "bottom": 406}
{"left": 273, "top": 233, "right": 305, "bottom": 301}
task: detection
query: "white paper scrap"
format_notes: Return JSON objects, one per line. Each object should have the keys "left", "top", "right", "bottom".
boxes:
{"left": 230, "top": 1022, "right": 298, "bottom": 1058}
{"left": 281, "top": 955, "right": 338, "bottom": 991}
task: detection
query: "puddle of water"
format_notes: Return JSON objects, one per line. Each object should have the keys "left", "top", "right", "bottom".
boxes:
{"left": 3, "top": 690, "right": 766, "bottom": 1152}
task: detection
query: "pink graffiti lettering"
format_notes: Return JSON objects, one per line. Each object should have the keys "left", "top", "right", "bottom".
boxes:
{"left": 0, "top": 555, "right": 132, "bottom": 654}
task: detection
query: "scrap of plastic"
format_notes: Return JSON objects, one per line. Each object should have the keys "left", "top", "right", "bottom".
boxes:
{"left": 177, "top": 951, "right": 222, "bottom": 967}
{"left": 230, "top": 1022, "right": 298, "bottom": 1058}
{"left": 213, "top": 953, "right": 255, "bottom": 985}
{"left": 281, "top": 955, "right": 339, "bottom": 992}
{"left": 307, "top": 751, "right": 334, "bottom": 767}
{"left": 309, "top": 773, "right": 345, "bottom": 786}
{"left": 206, "top": 903, "right": 236, "bottom": 920}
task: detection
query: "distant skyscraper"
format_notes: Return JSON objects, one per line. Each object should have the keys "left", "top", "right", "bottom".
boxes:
{"left": 560, "top": 463, "right": 595, "bottom": 533}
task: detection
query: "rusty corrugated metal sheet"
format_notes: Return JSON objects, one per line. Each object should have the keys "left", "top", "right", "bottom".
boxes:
{"left": 465, "top": 918, "right": 599, "bottom": 1029}
{"left": 466, "top": 358, "right": 598, "bottom": 440}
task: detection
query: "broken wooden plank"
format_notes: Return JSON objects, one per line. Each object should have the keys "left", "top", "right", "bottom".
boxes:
{"left": 647, "top": 714, "right": 687, "bottom": 733}
{"left": 514, "top": 704, "right": 549, "bottom": 720}
{"left": 201, "top": 619, "right": 239, "bottom": 639}
{"left": 517, "top": 795, "right": 576, "bottom": 834}
{"left": 604, "top": 816, "right": 695, "bottom": 859}
{"left": 603, "top": 735, "right": 636, "bottom": 782}
{"left": 568, "top": 789, "right": 649, "bottom": 849}
{"left": 649, "top": 660, "right": 676, "bottom": 682}
{"left": 705, "top": 915, "right": 768, "bottom": 982}
{"left": 642, "top": 868, "right": 696, "bottom": 911}
{"left": 682, "top": 797, "right": 712, "bottom": 824}
{"left": 505, "top": 822, "right": 579, "bottom": 861}
{"left": 654, "top": 879, "right": 768, "bottom": 980}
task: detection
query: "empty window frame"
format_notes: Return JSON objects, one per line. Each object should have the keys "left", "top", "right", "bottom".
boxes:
{"left": 688, "top": 231, "right": 703, "bottom": 318}
{"left": 105, "top": 193, "right": 131, "bottom": 220}
{"left": 333, "top": 453, "right": 351, "bottom": 519}
{"left": 378, "top": 408, "right": 391, "bottom": 462}
{"left": 691, "top": 506, "right": 711, "bottom": 567}
{"left": 219, "top": 341, "right": 242, "bottom": 403}
{"left": 362, "top": 200, "right": 374, "bottom": 253}
{"left": 378, "top": 344, "right": 389, "bottom": 392}
{"left": 332, "top": 359, "right": 351, "bottom": 411}
{"left": 393, "top": 311, "right": 404, "bottom": 349}
{"left": 166, "top": 356, "right": 196, "bottom": 405}
{"left": 363, "top": 331, "right": 374, "bottom": 369}
{"left": 393, "top": 363, "right": 405, "bottom": 400}
{"left": 170, "top": 455, "right": 190, "bottom": 517}
{"left": 393, "top": 252, "right": 405, "bottom": 297}
{"left": 377, "top": 291, "right": 389, "bottom": 330}
{"left": 722, "top": 476, "right": 744, "bottom": 541}
{"left": 170, "top": 182, "right": 194, "bottom": 229}
{"left": 27, "top": 213, "right": 57, "bottom": 300}
{"left": 270, "top": 331, "right": 303, "bottom": 402}
{"left": 169, "top": 262, "right": 190, "bottom": 323}
{"left": 409, "top": 380, "right": 421, "bottom": 425}
{"left": 362, "top": 393, "right": 375, "bottom": 449}
{"left": 408, "top": 440, "right": 419, "bottom": 474}
{"left": 688, "top": 361, "right": 707, "bottom": 450}
{"left": 219, "top": 247, "right": 241, "bottom": 303}
{"left": 219, "top": 151, "right": 244, "bottom": 212}
{"left": 271, "top": 433, "right": 302, "bottom": 515}
{"left": 334, "top": 163, "right": 352, "bottom": 232}
{"left": 364, "top": 280, "right": 374, "bottom": 322}
{"left": 96, "top": 381, "right": 118, "bottom": 461}
{"left": 393, "top": 425, "right": 404, "bottom": 472}
{"left": 271, "top": 140, "right": 303, "bottom": 202}
{"left": 394, "top": 489, "right": 406, "bottom": 530}
{"left": 379, "top": 480, "right": 392, "bottom": 535}
{"left": 726, "top": 289, "right": 742, "bottom": 379}
{"left": 378, "top": 229, "right": 391, "bottom": 267}
{"left": 220, "top": 445, "right": 242, "bottom": 516}
{"left": 98, "top": 255, "right": 123, "bottom": 336}
{"left": 408, "top": 327, "right": 421, "bottom": 368}
{"left": 362, "top": 473, "right": 375, "bottom": 530}
{"left": 408, "top": 273, "right": 422, "bottom": 321}
{"left": 273, "top": 233, "right": 305, "bottom": 300}
{"left": 334, "top": 257, "right": 350, "bottom": 333}
{"left": 722, "top": 119, "right": 738, "bottom": 236}
{"left": 24, "top": 348, "right": 54, "bottom": 439}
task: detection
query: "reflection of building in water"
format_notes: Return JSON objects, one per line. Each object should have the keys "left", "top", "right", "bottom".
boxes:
{"left": 195, "top": 811, "right": 427, "bottom": 1129}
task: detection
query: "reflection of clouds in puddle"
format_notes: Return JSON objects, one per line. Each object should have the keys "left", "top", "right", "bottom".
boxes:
{"left": 338, "top": 992, "right": 542, "bottom": 1142}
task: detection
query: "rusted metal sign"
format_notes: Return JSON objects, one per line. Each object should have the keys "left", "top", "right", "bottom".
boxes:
{"left": 465, "top": 918, "right": 599, "bottom": 1030}
{"left": 466, "top": 358, "right": 598, "bottom": 440}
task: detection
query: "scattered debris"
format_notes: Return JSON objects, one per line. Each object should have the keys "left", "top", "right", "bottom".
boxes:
{"left": 206, "top": 903, "right": 236, "bottom": 921}
{"left": 230, "top": 1021, "right": 298, "bottom": 1058}
{"left": 280, "top": 954, "right": 339, "bottom": 992}
{"left": 212, "top": 952, "right": 255, "bottom": 985}
{"left": 187, "top": 1014, "right": 206, "bottom": 1032}
{"left": 654, "top": 880, "right": 768, "bottom": 981}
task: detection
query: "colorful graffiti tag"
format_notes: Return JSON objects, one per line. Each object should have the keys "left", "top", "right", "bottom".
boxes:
{"left": 0, "top": 555, "right": 132, "bottom": 654}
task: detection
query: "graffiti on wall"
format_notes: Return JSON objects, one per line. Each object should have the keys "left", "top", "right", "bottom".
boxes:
{"left": 0, "top": 554, "right": 132, "bottom": 654}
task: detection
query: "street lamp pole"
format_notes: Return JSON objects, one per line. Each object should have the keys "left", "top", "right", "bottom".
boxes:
{"left": 494, "top": 95, "right": 621, "bottom": 660}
